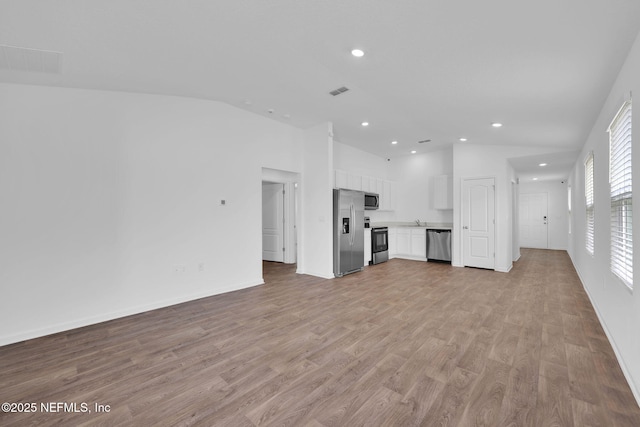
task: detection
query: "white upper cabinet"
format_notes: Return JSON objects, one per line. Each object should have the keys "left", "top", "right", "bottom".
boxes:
{"left": 347, "top": 173, "right": 362, "bottom": 191}
{"left": 433, "top": 175, "right": 453, "bottom": 210}
{"left": 361, "top": 176, "right": 377, "bottom": 193}
{"left": 334, "top": 170, "right": 394, "bottom": 211}
{"left": 335, "top": 170, "right": 348, "bottom": 189}
{"left": 376, "top": 179, "right": 395, "bottom": 211}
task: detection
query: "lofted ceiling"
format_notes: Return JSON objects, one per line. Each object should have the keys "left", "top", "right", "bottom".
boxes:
{"left": 1, "top": 1, "right": 640, "bottom": 181}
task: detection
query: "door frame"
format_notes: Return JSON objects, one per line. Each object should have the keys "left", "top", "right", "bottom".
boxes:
{"left": 512, "top": 180, "right": 520, "bottom": 262}
{"left": 261, "top": 168, "right": 299, "bottom": 265}
{"left": 519, "top": 191, "right": 549, "bottom": 249}
{"left": 460, "top": 176, "right": 496, "bottom": 270}
{"left": 262, "top": 182, "right": 285, "bottom": 262}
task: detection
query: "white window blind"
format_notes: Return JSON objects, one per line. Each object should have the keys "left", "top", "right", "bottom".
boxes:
{"left": 585, "top": 152, "right": 594, "bottom": 255}
{"left": 608, "top": 100, "right": 632, "bottom": 289}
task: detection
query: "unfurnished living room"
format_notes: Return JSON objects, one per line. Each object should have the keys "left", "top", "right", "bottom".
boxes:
{"left": 1, "top": 1, "right": 640, "bottom": 426}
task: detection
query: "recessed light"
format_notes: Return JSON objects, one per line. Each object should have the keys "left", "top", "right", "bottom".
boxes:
{"left": 361, "top": 121, "right": 369, "bottom": 127}
{"left": 391, "top": 140, "right": 398, "bottom": 145}
{"left": 459, "top": 138, "right": 468, "bottom": 142}
{"left": 411, "top": 150, "right": 417, "bottom": 154}
{"left": 533, "top": 178, "right": 538, "bottom": 181}
{"left": 492, "top": 122, "right": 503, "bottom": 128}
{"left": 539, "top": 163, "right": 547, "bottom": 167}
{"left": 351, "top": 49, "right": 364, "bottom": 57}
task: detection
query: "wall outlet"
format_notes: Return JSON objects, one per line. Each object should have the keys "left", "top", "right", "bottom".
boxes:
{"left": 172, "top": 264, "right": 186, "bottom": 273}
{"left": 198, "top": 262, "right": 205, "bottom": 272}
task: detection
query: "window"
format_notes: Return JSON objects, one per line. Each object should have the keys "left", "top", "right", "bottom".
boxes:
{"left": 585, "top": 152, "right": 594, "bottom": 255}
{"left": 608, "top": 100, "right": 633, "bottom": 289}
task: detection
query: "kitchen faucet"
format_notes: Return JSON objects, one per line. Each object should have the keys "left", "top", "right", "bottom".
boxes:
{"left": 415, "top": 219, "right": 422, "bottom": 226}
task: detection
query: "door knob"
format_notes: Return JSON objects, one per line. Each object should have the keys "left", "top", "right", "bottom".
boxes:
{"left": 463, "top": 226, "right": 469, "bottom": 229}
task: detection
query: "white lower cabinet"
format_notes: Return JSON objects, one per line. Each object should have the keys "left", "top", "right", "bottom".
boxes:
{"left": 411, "top": 230, "right": 426, "bottom": 258}
{"left": 396, "top": 229, "right": 411, "bottom": 255}
{"left": 364, "top": 228, "right": 372, "bottom": 265}
{"left": 389, "top": 227, "right": 427, "bottom": 260}
{"left": 388, "top": 228, "right": 397, "bottom": 258}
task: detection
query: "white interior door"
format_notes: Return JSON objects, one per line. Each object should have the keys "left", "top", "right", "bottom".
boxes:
{"left": 519, "top": 192, "right": 548, "bottom": 249}
{"left": 262, "top": 183, "right": 284, "bottom": 262}
{"left": 462, "top": 178, "right": 495, "bottom": 269}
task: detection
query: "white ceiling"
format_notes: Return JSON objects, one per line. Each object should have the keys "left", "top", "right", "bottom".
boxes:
{"left": 508, "top": 151, "right": 580, "bottom": 183}
{"left": 2, "top": 1, "right": 640, "bottom": 180}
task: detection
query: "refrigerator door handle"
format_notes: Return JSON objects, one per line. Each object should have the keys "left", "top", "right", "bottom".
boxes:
{"left": 352, "top": 204, "right": 356, "bottom": 246}
{"left": 350, "top": 204, "right": 355, "bottom": 245}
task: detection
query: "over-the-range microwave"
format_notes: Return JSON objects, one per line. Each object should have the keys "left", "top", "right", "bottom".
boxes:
{"left": 364, "top": 192, "right": 379, "bottom": 210}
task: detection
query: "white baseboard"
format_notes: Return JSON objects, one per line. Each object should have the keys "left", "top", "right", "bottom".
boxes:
{"left": 0, "top": 278, "right": 264, "bottom": 347}
{"left": 296, "top": 268, "right": 334, "bottom": 279}
{"left": 496, "top": 263, "right": 513, "bottom": 273}
{"left": 393, "top": 255, "right": 428, "bottom": 262}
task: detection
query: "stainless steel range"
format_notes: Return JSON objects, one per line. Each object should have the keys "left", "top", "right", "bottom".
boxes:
{"left": 370, "top": 227, "right": 389, "bottom": 265}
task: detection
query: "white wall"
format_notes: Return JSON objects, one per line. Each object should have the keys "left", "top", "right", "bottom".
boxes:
{"left": 389, "top": 149, "right": 454, "bottom": 224}
{"left": 568, "top": 29, "right": 640, "bottom": 403}
{"left": 298, "top": 123, "right": 334, "bottom": 278}
{"left": 519, "top": 180, "right": 569, "bottom": 251}
{"left": 0, "top": 82, "right": 315, "bottom": 345}
{"left": 333, "top": 141, "right": 390, "bottom": 180}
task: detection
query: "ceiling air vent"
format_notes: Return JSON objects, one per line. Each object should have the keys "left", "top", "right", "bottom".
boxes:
{"left": 0, "top": 44, "right": 63, "bottom": 74}
{"left": 329, "top": 86, "right": 349, "bottom": 96}
{"left": 418, "top": 139, "right": 432, "bottom": 144}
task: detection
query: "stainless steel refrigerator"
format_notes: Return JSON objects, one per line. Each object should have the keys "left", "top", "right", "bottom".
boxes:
{"left": 333, "top": 189, "right": 365, "bottom": 277}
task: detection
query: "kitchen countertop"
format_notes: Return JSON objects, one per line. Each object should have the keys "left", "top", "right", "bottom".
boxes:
{"left": 371, "top": 222, "right": 452, "bottom": 230}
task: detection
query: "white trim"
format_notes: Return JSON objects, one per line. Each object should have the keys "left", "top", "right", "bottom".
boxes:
{"left": 495, "top": 264, "right": 513, "bottom": 273}
{"left": 607, "top": 99, "right": 632, "bottom": 133}
{"left": 296, "top": 268, "right": 334, "bottom": 279}
{"left": 394, "top": 255, "right": 429, "bottom": 262}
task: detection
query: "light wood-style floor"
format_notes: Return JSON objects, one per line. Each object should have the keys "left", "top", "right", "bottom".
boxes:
{"left": 1, "top": 249, "right": 639, "bottom": 426}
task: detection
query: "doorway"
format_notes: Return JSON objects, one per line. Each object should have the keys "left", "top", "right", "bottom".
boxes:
{"left": 519, "top": 192, "right": 548, "bottom": 249}
{"left": 262, "top": 183, "right": 285, "bottom": 262}
{"left": 261, "top": 167, "right": 299, "bottom": 267}
{"left": 462, "top": 177, "right": 496, "bottom": 269}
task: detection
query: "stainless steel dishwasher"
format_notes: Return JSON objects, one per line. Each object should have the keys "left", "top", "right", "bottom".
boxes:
{"left": 426, "top": 229, "right": 451, "bottom": 262}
